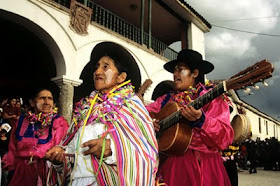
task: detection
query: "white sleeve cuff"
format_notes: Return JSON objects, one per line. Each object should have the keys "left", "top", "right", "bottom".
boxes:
{"left": 104, "top": 136, "right": 117, "bottom": 165}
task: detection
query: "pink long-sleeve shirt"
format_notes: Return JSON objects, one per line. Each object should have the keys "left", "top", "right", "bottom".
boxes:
{"left": 146, "top": 88, "right": 234, "bottom": 186}
{"left": 3, "top": 114, "right": 69, "bottom": 185}
{"left": 146, "top": 89, "right": 234, "bottom": 153}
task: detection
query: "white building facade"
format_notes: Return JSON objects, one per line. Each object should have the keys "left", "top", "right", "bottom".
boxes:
{"left": 1, "top": 0, "right": 279, "bottom": 141}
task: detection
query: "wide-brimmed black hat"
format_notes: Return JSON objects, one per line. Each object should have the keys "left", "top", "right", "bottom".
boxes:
{"left": 90, "top": 42, "right": 141, "bottom": 92}
{"left": 164, "top": 49, "right": 214, "bottom": 74}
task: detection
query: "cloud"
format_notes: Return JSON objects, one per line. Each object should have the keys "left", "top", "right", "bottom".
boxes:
{"left": 187, "top": 0, "right": 280, "bottom": 119}
{"left": 188, "top": 0, "right": 278, "bottom": 31}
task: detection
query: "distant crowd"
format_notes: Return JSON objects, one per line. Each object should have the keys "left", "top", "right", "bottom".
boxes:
{"left": 237, "top": 137, "right": 280, "bottom": 172}
{"left": 0, "top": 97, "right": 31, "bottom": 184}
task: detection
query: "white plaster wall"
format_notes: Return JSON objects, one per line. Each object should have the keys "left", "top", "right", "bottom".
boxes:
{"left": 75, "top": 24, "right": 173, "bottom": 100}
{"left": 240, "top": 107, "right": 279, "bottom": 140}
{"left": 245, "top": 109, "right": 260, "bottom": 140}
{"left": 0, "top": 0, "right": 172, "bottom": 101}
{"left": 188, "top": 23, "right": 205, "bottom": 58}
{"left": 2, "top": 1, "right": 280, "bottom": 134}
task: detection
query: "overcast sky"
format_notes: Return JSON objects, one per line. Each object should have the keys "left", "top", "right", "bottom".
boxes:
{"left": 182, "top": 0, "right": 280, "bottom": 120}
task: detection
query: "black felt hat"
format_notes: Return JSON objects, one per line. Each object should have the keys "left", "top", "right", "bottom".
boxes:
{"left": 90, "top": 42, "right": 141, "bottom": 92}
{"left": 164, "top": 49, "right": 214, "bottom": 74}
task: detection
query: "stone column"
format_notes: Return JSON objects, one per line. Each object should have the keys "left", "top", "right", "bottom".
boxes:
{"left": 52, "top": 76, "right": 82, "bottom": 124}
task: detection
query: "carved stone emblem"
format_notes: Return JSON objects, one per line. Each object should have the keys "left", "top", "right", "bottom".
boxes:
{"left": 70, "top": 0, "right": 92, "bottom": 35}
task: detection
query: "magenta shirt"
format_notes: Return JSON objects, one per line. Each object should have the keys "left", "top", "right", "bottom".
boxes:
{"left": 4, "top": 115, "right": 69, "bottom": 169}
{"left": 146, "top": 89, "right": 234, "bottom": 153}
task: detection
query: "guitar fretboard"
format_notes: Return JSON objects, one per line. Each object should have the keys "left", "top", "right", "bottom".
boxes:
{"left": 188, "top": 82, "right": 225, "bottom": 109}
{"left": 158, "top": 82, "right": 226, "bottom": 134}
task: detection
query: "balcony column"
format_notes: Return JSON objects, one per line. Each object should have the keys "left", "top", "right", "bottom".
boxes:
{"left": 84, "top": 0, "right": 88, "bottom": 6}
{"left": 181, "top": 23, "right": 189, "bottom": 49}
{"left": 140, "top": 0, "right": 145, "bottom": 45}
{"left": 148, "top": 0, "right": 152, "bottom": 48}
{"left": 51, "top": 76, "right": 82, "bottom": 124}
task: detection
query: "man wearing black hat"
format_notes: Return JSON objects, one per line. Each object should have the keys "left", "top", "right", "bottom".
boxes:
{"left": 146, "top": 49, "right": 234, "bottom": 186}
{"left": 45, "top": 42, "right": 158, "bottom": 185}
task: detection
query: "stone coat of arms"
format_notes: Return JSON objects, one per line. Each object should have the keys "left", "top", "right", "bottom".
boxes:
{"left": 70, "top": 0, "right": 92, "bottom": 35}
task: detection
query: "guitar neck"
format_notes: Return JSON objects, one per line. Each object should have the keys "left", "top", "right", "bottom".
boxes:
{"left": 159, "top": 82, "right": 227, "bottom": 132}
{"left": 188, "top": 82, "right": 226, "bottom": 109}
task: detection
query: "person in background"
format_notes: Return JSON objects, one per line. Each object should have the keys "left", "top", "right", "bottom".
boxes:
{"left": 2, "top": 88, "right": 69, "bottom": 185}
{"left": 0, "top": 123, "right": 11, "bottom": 157}
{"left": 247, "top": 138, "right": 258, "bottom": 174}
{"left": 240, "top": 142, "right": 248, "bottom": 170}
{"left": 16, "top": 101, "right": 21, "bottom": 109}
{"left": 45, "top": 42, "right": 158, "bottom": 186}
{"left": 0, "top": 99, "right": 8, "bottom": 124}
{"left": 146, "top": 49, "right": 234, "bottom": 186}
{"left": 0, "top": 123, "right": 12, "bottom": 186}
{"left": 2, "top": 98, "right": 21, "bottom": 128}
{"left": 221, "top": 142, "right": 240, "bottom": 186}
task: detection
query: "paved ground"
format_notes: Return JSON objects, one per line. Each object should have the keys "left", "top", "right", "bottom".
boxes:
{"left": 238, "top": 168, "right": 280, "bottom": 186}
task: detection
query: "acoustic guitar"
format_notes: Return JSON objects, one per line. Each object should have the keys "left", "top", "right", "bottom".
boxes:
{"left": 150, "top": 59, "right": 274, "bottom": 156}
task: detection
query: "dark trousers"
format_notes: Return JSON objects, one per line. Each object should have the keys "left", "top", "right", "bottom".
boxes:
{"left": 249, "top": 157, "right": 257, "bottom": 173}
{"left": 224, "top": 160, "right": 238, "bottom": 186}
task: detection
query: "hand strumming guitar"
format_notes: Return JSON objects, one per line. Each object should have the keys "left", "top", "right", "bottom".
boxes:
{"left": 152, "top": 119, "right": 160, "bottom": 132}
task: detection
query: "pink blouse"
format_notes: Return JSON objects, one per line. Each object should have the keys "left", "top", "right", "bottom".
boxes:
{"left": 146, "top": 89, "right": 234, "bottom": 153}
{"left": 4, "top": 115, "right": 69, "bottom": 169}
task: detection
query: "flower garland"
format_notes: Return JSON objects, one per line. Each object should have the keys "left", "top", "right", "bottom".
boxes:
{"left": 171, "top": 81, "right": 214, "bottom": 106}
{"left": 27, "top": 108, "right": 57, "bottom": 136}
{"left": 72, "top": 82, "right": 135, "bottom": 128}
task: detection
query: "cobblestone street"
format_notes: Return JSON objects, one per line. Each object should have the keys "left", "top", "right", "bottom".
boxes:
{"left": 239, "top": 168, "right": 280, "bottom": 186}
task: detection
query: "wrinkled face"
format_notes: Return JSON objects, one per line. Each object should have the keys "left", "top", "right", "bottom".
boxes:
{"left": 173, "top": 63, "right": 196, "bottom": 91}
{"left": 32, "top": 90, "right": 54, "bottom": 114}
{"left": 93, "top": 56, "right": 125, "bottom": 93}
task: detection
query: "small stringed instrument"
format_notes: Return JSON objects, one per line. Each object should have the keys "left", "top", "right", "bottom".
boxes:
{"left": 137, "top": 79, "right": 153, "bottom": 101}
{"left": 150, "top": 59, "right": 274, "bottom": 156}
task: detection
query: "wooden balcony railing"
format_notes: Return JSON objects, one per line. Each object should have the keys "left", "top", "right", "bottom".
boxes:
{"left": 51, "top": 0, "right": 178, "bottom": 60}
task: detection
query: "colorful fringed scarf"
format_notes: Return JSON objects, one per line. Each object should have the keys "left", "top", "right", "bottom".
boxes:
{"left": 63, "top": 81, "right": 158, "bottom": 185}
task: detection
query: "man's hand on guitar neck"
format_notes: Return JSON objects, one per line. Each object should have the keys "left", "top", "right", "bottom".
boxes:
{"left": 181, "top": 105, "right": 202, "bottom": 122}
{"left": 181, "top": 105, "right": 205, "bottom": 128}
{"left": 152, "top": 118, "right": 160, "bottom": 132}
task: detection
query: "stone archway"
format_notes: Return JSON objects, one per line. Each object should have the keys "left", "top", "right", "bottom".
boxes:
{"left": 0, "top": 14, "right": 59, "bottom": 105}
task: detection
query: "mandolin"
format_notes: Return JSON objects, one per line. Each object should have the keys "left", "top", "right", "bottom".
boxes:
{"left": 137, "top": 79, "right": 152, "bottom": 102}
{"left": 150, "top": 59, "right": 274, "bottom": 156}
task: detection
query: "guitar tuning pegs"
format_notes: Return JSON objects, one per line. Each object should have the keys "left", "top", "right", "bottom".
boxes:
{"left": 251, "top": 82, "right": 260, "bottom": 90}
{"left": 262, "top": 80, "right": 268, "bottom": 87}
{"left": 243, "top": 87, "right": 251, "bottom": 94}
{"left": 253, "top": 84, "right": 260, "bottom": 90}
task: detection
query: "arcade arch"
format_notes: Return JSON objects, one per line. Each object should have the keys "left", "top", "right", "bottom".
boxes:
{"left": 0, "top": 12, "right": 64, "bottom": 104}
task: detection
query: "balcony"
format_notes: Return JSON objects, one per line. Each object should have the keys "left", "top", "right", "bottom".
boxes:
{"left": 50, "top": 0, "right": 178, "bottom": 60}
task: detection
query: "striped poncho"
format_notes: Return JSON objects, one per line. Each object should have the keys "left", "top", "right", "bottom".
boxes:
{"left": 61, "top": 83, "right": 158, "bottom": 185}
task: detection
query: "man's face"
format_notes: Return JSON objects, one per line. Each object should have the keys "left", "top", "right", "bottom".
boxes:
{"left": 10, "top": 99, "right": 16, "bottom": 107}
{"left": 33, "top": 90, "right": 54, "bottom": 114}
{"left": 0, "top": 130, "right": 6, "bottom": 136}
{"left": 93, "top": 56, "right": 123, "bottom": 93}
{"left": 173, "top": 63, "right": 194, "bottom": 91}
